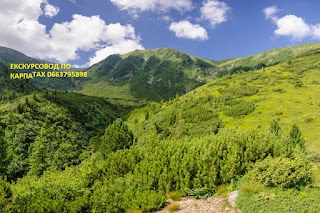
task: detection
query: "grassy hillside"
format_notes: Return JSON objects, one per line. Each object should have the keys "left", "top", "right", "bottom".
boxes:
{"left": 219, "top": 43, "right": 320, "bottom": 75}
{"left": 126, "top": 46, "right": 320, "bottom": 153}
{"left": 78, "top": 43, "right": 320, "bottom": 106}
{"left": 78, "top": 48, "right": 217, "bottom": 105}
{"left": 121, "top": 48, "right": 320, "bottom": 211}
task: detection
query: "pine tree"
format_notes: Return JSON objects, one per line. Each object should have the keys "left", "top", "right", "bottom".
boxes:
{"left": 101, "top": 119, "right": 134, "bottom": 157}
{"left": 288, "top": 124, "right": 305, "bottom": 151}
{"left": 270, "top": 119, "right": 281, "bottom": 136}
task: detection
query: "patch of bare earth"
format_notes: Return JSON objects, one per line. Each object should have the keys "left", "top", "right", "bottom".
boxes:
{"left": 154, "top": 197, "right": 237, "bottom": 213}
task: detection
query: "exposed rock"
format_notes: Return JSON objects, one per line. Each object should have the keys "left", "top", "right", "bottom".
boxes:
{"left": 207, "top": 196, "right": 214, "bottom": 202}
{"left": 155, "top": 197, "right": 236, "bottom": 213}
{"left": 166, "top": 199, "right": 173, "bottom": 204}
{"left": 228, "top": 190, "right": 239, "bottom": 208}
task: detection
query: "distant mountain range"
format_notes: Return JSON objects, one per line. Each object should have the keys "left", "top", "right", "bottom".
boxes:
{"left": 1, "top": 43, "right": 320, "bottom": 105}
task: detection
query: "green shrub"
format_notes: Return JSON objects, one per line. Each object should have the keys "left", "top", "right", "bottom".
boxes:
{"left": 270, "top": 119, "right": 281, "bottom": 136}
{"left": 224, "top": 100, "right": 255, "bottom": 117}
{"left": 272, "top": 88, "right": 286, "bottom": 93}
{"left": 10, "top": 169, "right": 92, "bottom": 213}
{"left": 101, "top": 118, "right": 134, "bottom": 157}
{"left": 237, "top": 187, "right": 320, "bottom": 213}
{"left": 294, "top": 80, "right": 304, "bottom": 88}
{"left": 167, "top": 191, "right": 183, "bottom": 201}
{"left": 243, "top": 156, "right": 312, "bottom": 189}
{"left": 186, "top": 187, "right": 213, "bottom": 199}
{"left": 288, "top": 124, "right": 305, "bottom": 151}
{"left": 127, "top": 210, "right": 143, "bottom": 213}
{"left": 167, "top": 203, "right": 180, "bottom": 212}
{"left": 0, "top": 177, "right": 12, "bottom": 212}
{"left": 240, "top": 183, "right": 263, "bottom": 193}
{"left": 91, "top": 175, "right": 166, "bottom": 213}
{"left": 224, "top": 85, "right": 259, "bottom": 97}
{"left": 7, "top": 128, "right": 306, "bottom": 212}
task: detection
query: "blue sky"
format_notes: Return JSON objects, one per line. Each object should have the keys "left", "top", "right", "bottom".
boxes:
{"left": 0, "top": 0, "right": 319, "bottom": 67}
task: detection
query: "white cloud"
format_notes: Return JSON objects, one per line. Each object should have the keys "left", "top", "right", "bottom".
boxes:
{"left": 274, "top": 15, "right": 311, "bottom": 40}
{"left": 312, "top": 25, "right": 320, "bottom": 39}
{"left": 110, "top": 0, "right": 193, "bottom": 14}
{"left": 200, "top": 0, "right": 230, "bottom": 27}
{"left": 0, "top": 0, "right": 50, "bottom": 56}
{"left": 44, "top": 2, "right": 60, "bottom": 17}
{"left": 0, "top": 0, "right": 44, "bottom": 21}
{"left": 89, "top": 40, "right": 144, "bottom": 66}
{"left": 0, "top": 0, "right": 144, "bottom": 65}
{"left": 264, "top": 6, "right": 320, "bottom": 41}
{"left": 162, "top": 15, "right": 172, "bottom": 22}
{"left": 169, "top": 20, "right": 208, "bottom": 40}
{"left": 263, "top": 5, "right": 279, "bottom": 22}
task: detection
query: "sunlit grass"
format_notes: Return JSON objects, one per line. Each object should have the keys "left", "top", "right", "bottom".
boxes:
{"left": 78, "top": 80, "right": 146, "bottom": 106}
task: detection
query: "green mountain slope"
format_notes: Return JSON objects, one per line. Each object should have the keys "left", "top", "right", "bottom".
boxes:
{"left": 0, "top": 62, "right": 38, "bottom": 98}
{"left": 0, "top": 46, "right": 49, "bottom": 66}
{"left": 127, "top": 49, "right": 320, "bottom": 153}
{"left": 0, "top": 46, "right": 76, "bottom": 90}
{"left": 78, "top": 48, "right": 218, "bottom": 105}
{"left": 1, "top": 43, "right": 320, "bottom": 212}
{"left": 125, "top": 46, "right": 320, "bottom": 189}
{"left": 79, "top": 43, "right": 320, "bottom": 105}
{"left": 219, "top": 43, "right": 320, "bottom": 75}
{"left": 3, "top": 43, "right": 320, "bottom": 106}
{"left": 121, "top": 48, "right": 320, "bottom": 210}
{"left": 0, "top": 90, "right": 128, "bottom": 181}
{"left": 1, "top": 59, "right": 129, "bottom": 180}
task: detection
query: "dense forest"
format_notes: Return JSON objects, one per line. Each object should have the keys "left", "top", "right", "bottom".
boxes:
{"left": 1, "top": 44, "right": 320, "bottom": 212}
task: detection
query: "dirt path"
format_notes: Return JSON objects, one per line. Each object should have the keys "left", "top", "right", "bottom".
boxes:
{"left": 154, "top": 197, "right": 237, "bottom": 213}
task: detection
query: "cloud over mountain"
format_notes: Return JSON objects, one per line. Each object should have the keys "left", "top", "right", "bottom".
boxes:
{"left": 169, "top": 20, "right": 208, "bottom": 40}
{"left": 200, "top": 0, "right": 231, "bottom": 27}
{"left": 0, "top": 0, "right": 144, "bottom": 65}
{"left": 264, "top": 5, "right": 320, "bottom": 40}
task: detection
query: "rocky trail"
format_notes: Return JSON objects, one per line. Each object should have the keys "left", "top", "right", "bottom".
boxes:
{"left": 155, "top": 191, "right": 240, "bottom": 213}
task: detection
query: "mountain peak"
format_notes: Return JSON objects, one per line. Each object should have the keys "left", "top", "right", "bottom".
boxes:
{"left": 121, "top": 48, "right": 189, "bottom": 61}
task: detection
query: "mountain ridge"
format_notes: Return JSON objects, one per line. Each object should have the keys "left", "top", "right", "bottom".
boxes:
{"left": 0, "top": 46, "right": 49, "bottom": 67}
{"left": 80, "top": 47, "right": 218, "bottom": 104}
{"left": 1, "top": 43, "right": 320, "bottom": 105}
{"left": 218, "top": 42, "right": 320, "bottom": 75}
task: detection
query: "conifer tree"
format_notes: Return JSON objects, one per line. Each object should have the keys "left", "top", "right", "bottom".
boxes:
{"left": 270, "top": 119, "right": 281, "bottom": 136}
{"left": 101, "top": 119, "right": 134, "bottom": 157}
{"left": 289, "top": 124, "right": 305, "bottom": 151}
